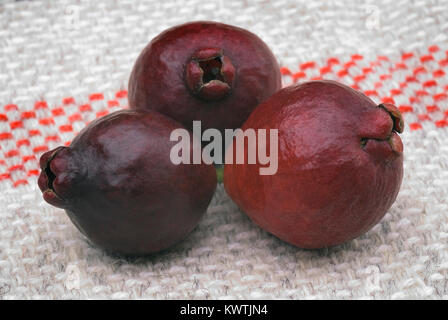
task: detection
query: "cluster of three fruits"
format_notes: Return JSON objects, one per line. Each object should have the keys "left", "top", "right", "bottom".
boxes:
{"left": 38, "top": 21, "right": 403, "bottom": 256}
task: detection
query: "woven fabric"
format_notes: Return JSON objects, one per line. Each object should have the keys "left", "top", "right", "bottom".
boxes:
{"left": 0, "top": 0, "right": 447, "bottom": 299}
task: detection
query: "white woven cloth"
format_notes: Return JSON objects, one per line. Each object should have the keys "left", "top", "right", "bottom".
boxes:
{"left": 0, "top": 0, "right": 447, "bottom": 299}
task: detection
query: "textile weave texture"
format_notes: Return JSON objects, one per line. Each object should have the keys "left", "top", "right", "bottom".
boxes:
{"left": 0, "top": 0, "right": 447, "bottom": 299}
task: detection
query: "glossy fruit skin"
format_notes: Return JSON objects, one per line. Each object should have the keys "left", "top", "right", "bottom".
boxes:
{"left": 224, "top": 80, "right": 404, "bottom": 249}
{"left": 38, "top": 110, "right": 217, "bottom": 256}
{"left": 128, "top": 21, "right": 281, "bottom": 134}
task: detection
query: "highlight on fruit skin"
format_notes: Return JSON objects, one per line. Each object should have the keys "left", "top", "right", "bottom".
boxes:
{"left": 224, "top": 80, "right": 404, "bottom": 249}
{"left": 38, "top": 109, "right": 217, "bottom": 256}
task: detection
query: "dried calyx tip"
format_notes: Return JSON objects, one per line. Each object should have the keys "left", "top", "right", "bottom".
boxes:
{"left": 360, "top": 103, "right": 404, "bottom": 156}
{"left": 38, "top": 147, "right": 69, "bottom": 208}
{"left": 185, "top": 47, "right": 236, "bottom": 101}
{"left": 378, "top": 103, "right": 404, "bottom": 133}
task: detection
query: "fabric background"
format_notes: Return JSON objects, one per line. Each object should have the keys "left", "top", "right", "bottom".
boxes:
{"left": 0, "top": 0, "right": 447, "bottom": 299}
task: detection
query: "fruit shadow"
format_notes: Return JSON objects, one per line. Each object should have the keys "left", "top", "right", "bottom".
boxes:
{"left": 93, "top": 193, "right": 353, "bottom": 267}
{"left": 77, "top": 183, "right": 403, "bottom": 278}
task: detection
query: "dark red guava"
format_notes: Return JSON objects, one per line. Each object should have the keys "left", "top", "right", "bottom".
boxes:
{"left": 38, "top": 110, "right": 217, "bottom": 256}
{"left": 128, "top": 21, "right": 281, "bottom": 134}
{"left": 224, "top": 80, "right": 404, "bottom": 249}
